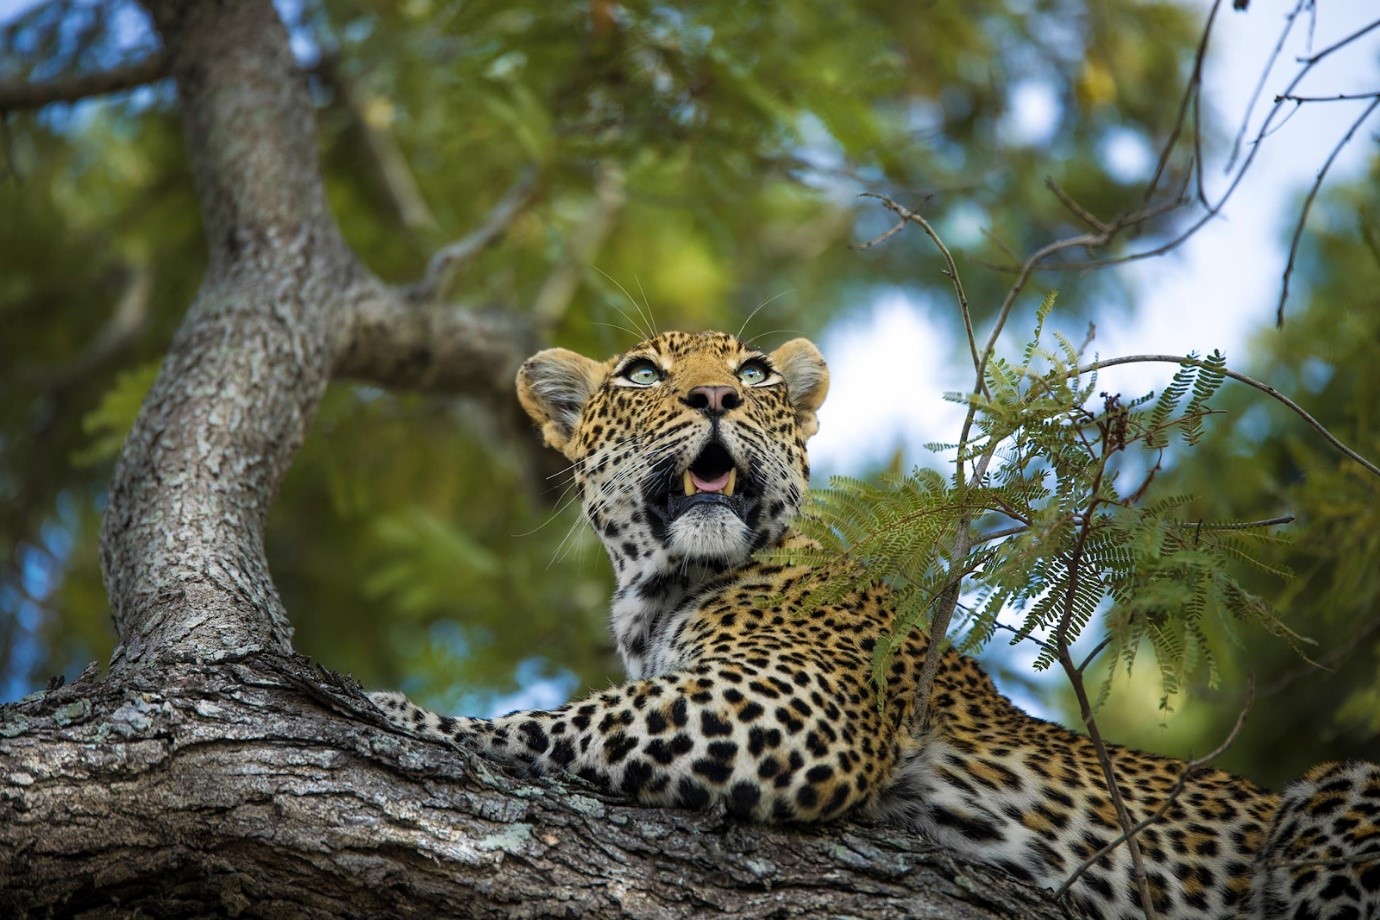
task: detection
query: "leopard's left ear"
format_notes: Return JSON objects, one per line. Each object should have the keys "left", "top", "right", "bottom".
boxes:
{"left": 770, "top": 338, "right": 829, "bottom": 440}
{"left": 516, "top": 348, "right": 607, "bottom": 459}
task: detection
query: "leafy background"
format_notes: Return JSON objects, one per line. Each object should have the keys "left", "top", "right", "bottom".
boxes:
{"left": 2, "top": 0, "right": 1378, "bottom": 786}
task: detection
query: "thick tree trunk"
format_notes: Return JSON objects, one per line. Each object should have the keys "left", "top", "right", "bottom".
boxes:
{"left": 0, "top": 2, "right": 1075, "bottom": 917}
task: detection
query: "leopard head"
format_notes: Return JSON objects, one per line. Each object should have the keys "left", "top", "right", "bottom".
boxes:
{"left": 517, "top": 331, "right": 829, "bottom": 580}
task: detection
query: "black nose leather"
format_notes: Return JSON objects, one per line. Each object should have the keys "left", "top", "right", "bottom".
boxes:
{"left": 685, "top": 385, "right": 742, "bottom": 416}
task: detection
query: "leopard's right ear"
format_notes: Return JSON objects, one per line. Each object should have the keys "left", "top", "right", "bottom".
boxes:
{"left": 516, "top": 348, "right": 607, "bottom": 458}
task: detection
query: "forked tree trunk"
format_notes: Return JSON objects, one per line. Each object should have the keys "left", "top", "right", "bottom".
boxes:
{"left": 0, "top": 2, "right": 1075, "bottom": 917}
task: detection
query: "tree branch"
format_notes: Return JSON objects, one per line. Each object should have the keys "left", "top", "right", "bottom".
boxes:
{"left": 1052, "top": 682, "right": 1254, "bottom": 902}
{"left": 317, "top": 55, "right": 440, "bottom": 235}
{"left": 1072, "top": 355, "right": 1380, "bottom": 479}
{"left": 852, "top": 190, "right": 1180, "bottom": 734}
{"left": 336, "top": 285, "right": 535, "bottom": 403}
{"left": 408, "top": 167, "right": 539, "bottom": 304}
{"left": 0, "top": 53, "right": 170, "bottom": 111}
{"left": 1051, "top": 441, "right": 1159, "bottom": 919}
{"left": 1045, "top": 12, "right": 1380, "bottom": 277}
{"left": 0, "top": 657, "right": 1077, "bottom": 919}
{"left": 1276, "top": 96, "right": 1380, "bottom": 326}
{"left": 1143, "top": 0, "right": 1221, "bottom": 206}
{"left": 1227, "top": 0, "right": 1308, "bottom": 171}
{"left": 856, "top": 192, "right": 980, "bottom": 378}
{"left": 15, "top": 262, "right": 154, "bottom": 390}
{"left": 531, "top": 163, "right": 626, "bottom": 329}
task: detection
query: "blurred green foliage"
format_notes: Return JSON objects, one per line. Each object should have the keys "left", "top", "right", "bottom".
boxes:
{"left": 3, "top": 0, "right": 1376, "bottom": 785}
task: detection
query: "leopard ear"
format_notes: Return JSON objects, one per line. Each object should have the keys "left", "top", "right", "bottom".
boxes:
{"left": 770, "top": 338, "right": 830, "bottom": 440}
{"left": 516, "top": 348, "right": 607, "bottom": 458}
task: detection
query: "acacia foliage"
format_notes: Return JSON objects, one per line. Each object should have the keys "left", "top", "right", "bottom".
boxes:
{"left": 784, "top": 296, "right": 1300, "bottom": 712}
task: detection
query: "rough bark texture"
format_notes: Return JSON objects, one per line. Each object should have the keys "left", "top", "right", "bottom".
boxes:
{"left": 0, "top": 657, "right": 1073, "bottom": 919}
{"left": 0, "top": 1, "right": 1078, "bottom": 917}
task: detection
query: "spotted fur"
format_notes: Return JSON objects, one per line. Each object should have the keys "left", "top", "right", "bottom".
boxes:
{"left": 371, "top": 331, "right": 1380, "bottom": 919}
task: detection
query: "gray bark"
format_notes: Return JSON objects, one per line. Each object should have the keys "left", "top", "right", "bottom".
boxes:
{"left": 0, "top": 1, "right": 1075, "bottom": 917}
{"left": 0, "top": 657, "right": 1071, "bottom": 919}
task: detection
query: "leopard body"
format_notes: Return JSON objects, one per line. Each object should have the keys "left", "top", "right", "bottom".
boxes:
{"left": 372, "top": 330, "right": 1380, "bottom": 919}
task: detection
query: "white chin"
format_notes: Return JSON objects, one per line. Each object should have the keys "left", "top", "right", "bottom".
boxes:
{"left": 668, "top": 507, "right": 752, "bottom": 561}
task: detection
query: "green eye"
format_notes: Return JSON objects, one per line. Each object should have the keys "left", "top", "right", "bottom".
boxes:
{"left": 623, "top": 359, "right": 662, "bottom": 386}
{"left": 737, "top": 361, "right": 770, "bottom": 385}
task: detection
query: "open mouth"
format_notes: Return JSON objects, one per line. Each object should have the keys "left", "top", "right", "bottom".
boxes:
{"left": 646, "top": 440, "right": 758, "bottom": 529}
{"left": 683, "top": 442, "right": 738, "bottom": 498}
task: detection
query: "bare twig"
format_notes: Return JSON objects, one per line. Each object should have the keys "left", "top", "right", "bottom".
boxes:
{"left": 1049, "top": 13, "right": 1380, "bottom": 276}
{"left": 1277, "top": 91, "right": 1380, "bottom": 103}
{"left": 1298, "top": 16, "right": 1380, "bottom": 65}
{"left": 1226, "top": 0, "right": 1307, "bottom": 171}
{"left": 532, "top": 164, "right": 626, "bottom": 329}
{"left": 857, "top": 193, "right": 980, "bottom": 375}
{"left": 1052, "top": 680, "right": 1254, "bottom": 902}
{"left": 317, "top": 56, "right": 439, "bottom": 234}
{"left": 408, "top": 167, "right": 538, "bottom": 303}
{"left": 974, "top": 523, "right": 1031, "bottom": 545}
{"left": 15, "top": 263, "right": 154, "bottom": 388}
{"left": 853, "top": 195, "right": 990, "bottom": 732}
{"left": 0, "top": 53, "right": 170, "bottom": 111}
{"left": 1045, "top": 177, "right": 1110, "bottom": 233}
{"left": 1143, "top": 0, "right": 1222, "bottom": 206}
{"left": 1276, "top": 96, "right": 1380, "bottom": 327}
{"left": 1050, "top": 436, "right": 1159, "bottom": 919}
{"left": 855, "top": 189, "right": 1182, "bottom": 735}
{"left": 1072, "top": 355, "right": 1380, "bottom": 480}
{"left": 849, "top": 214, "right": 909, "bottom": 252}
{"left": 1176, "top": 514, "right": 1295, "bottom": 531}
{"left": 1076, "top": 634, "right": 1114, "bottom": 675}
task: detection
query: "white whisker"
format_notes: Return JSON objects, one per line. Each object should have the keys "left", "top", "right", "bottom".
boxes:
{"left": 737, "top": 289, "right": 795, "bottom": 341}
{"left": 595, "top": 267, "right": 654, "bottom": 342}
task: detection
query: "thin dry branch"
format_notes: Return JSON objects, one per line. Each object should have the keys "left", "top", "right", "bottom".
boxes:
{"left": 1300, "top": 16, "right": 1380, "bottom": 65}
{"left": 408, "top": 168, "right": 539, "bottom": 303}
{"left": 15, "top": 262, "right": 153, "bottom": 389}
{"left": 856, "top": 192, "right": 980, "bottom": 374}
{"left": 853, "top": 189, "right": 1181, "bottom": 736}
{"left": 1049, "top": 12, "right": 1380, "bottom": 277}
{"left": 1225, "top": 0, "right": 1307, "bottom": 172}
{"left": 1143, "top": 0, "right": 1222, "bottom": 205}
{"left": 1045, "top": 177, "right": 1111, "bottom": 234}
{"left": 1179, "top": 514, "right": 1296, "bottom": 531}
{"left": 852, "top": 194, "right": 989, "bottom": 732}
{"left": 978, "top": 192, "right": 1186, "bottom": 368}
{"left": 0, "top": 52, "right": 170, "bottom": 110}
{"left": 531, "top": 164, "right": 626, "bottom": 329}
{"left": 1072, "top": 355, "right": 1380, "bottom": 479}
{"left": 1278, "top": 91, "right": 1380, "bottom": 103}
{"left": 1052, "top": 682, "right": 1255, "bottom": 902}
{"left": 1276, "top": 96, "right": 1380, "bottom": 326}
{"left": 1051, "top": 442, "right": 1159, "bottom": 919}
{"left": 317, "top": 56, "right": 439, "bottom": 234}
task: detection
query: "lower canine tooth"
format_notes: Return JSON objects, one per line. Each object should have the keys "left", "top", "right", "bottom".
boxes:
{"left": 683, "top": 471, "right": 695, "bottom": 496}
{"left": 724, "top": 468, "right": 737, "bottom": 496}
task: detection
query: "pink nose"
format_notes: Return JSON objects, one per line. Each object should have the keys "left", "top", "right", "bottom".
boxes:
{"left": 685, "top": 385, "right": 742, "bottom": 416}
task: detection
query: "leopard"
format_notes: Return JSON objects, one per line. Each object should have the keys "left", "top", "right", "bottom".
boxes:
{"left": 371, "top": 330, "right": 1380, "bottom": 920}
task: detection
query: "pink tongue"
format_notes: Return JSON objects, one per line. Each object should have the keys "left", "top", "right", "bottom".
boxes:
{"left": 691, "top": 470, "right": 731, "bottom": 493}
